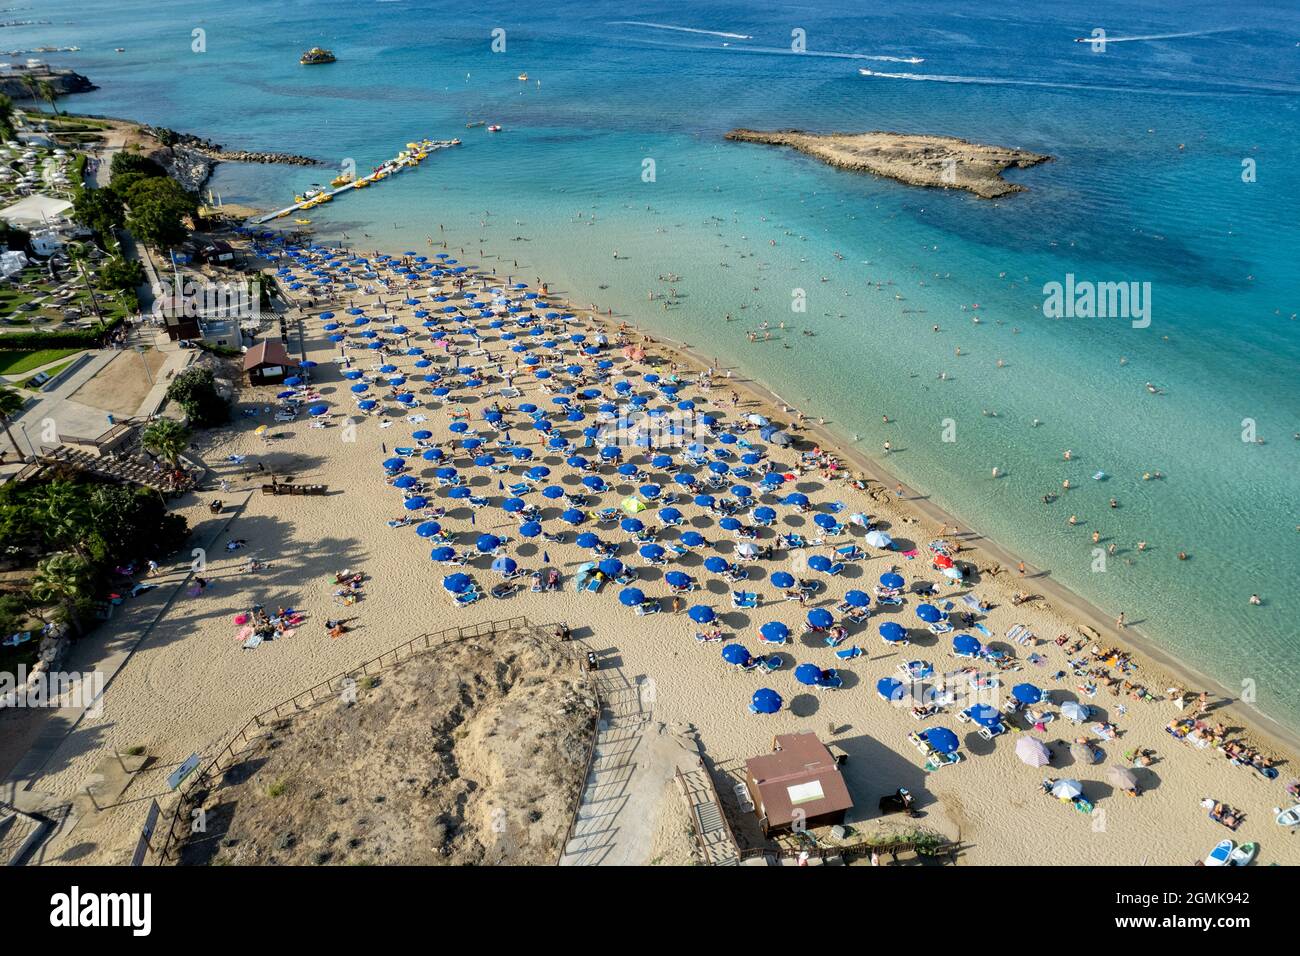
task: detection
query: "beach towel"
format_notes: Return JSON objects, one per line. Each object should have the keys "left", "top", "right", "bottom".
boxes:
{"left": 242, "top": 633, "right": 263, "bottom": 650}
{"left": 974, "top": 623, "right": 992, "bottom": 638}
{"left": 903, "top": 550, "right": 918, "bottom": 559}
{"left": 961, "top": 594, "right": 981, "bottom": 609}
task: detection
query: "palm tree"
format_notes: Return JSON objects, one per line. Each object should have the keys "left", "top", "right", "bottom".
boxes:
{"left": 0, "top": 386, "right": 24, "bottom": 461}
{"left": 37, "top": 80, "right": 60, "bottom": 117}
{"left": 35, "top": 479, "right": 94, "bottom": 555}
{"left": 30, "top": 551, "right": 93, "bottom": 636}
{"left": 141, "top": 418, "right": 191, "bottom": 468}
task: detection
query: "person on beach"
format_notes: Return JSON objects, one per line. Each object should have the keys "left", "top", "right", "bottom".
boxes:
{"left": 1116, "top": 612, "right": 1126, "bottom": 629}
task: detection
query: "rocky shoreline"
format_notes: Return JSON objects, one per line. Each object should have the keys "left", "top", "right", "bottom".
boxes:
{"left": 0, "top": 66, "right": 96, "bottom": 99}
{"left": 726, "top": 128, "right": 1052, "bottom": 199}
{"left": 142, "top": 125, "right": 324, "bottom": 192}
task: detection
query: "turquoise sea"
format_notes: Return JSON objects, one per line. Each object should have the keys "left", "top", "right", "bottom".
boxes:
{"left": 28, "top": 1, "right": 1300, "bottom": 730}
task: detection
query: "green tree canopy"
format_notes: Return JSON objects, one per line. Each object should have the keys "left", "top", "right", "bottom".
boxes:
{"left": 110, "top": 152, "right": 168, "bottom": 179}
{"left": 123, "top": 177, "right": 199, "bottom": 250}
{"left": 141, "top": 417, "right": 191, "bottom": 466}
{"left": 165, "top": 366, "right": 229, "bottom": 427}
{"left": 72, "top": 187, "right": 125, "bottom": 240}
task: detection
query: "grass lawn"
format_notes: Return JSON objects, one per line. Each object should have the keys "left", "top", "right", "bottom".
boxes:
{"left": 21, "top": 358, "right": 75, "bottom": 389}
{"left": 0, "top": 348, "right": 83, "bottom": 376}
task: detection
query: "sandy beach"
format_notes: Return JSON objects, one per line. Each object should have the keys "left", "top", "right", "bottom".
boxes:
{"left": 8, "top": 239, "right": 1297, "bottom": 867}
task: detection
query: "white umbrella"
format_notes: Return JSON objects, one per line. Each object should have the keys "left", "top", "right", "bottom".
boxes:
{"left": 941, "top": 566, "right": 963, "bottom": 580}
{"left": 747, "top": 413, "right": 769, "bottom": 426}
{"left": 865, "top": 530, "right": 893, "bottom": 549}
{"left": 736, "top": 541, "right": 759, "bottom": 557}
{"left": 849, "top": 512, "right": 871, "bottom": 528}
{"left": 1050, "top": 778, "right": 1083, "bottom": 800}
{"left": 1061, "top": 701, "right": 1090, "bottom": 722}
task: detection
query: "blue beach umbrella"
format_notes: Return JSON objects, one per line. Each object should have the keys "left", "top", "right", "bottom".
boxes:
{"left": 879, "top": 572, "right": 905, "bottom": 590}
{"left": 795, "top": 663, "right": 825, "bottom": 686}
{"left": 967, "top": 703, "right": 1002, "bottom": 729}
{"left": 402, "top": 497, "right": 427, "bottom": 513}
{"left": 722, "top": 644, "right": 751, "bottom": 666}
{"left": 916, "top": 604, "right": 943, "bottom": 623}
{"left": 519, "top": 520, "right": 542, "bottom": 538}
{"left": 844, "top": 590, "right": 870, "bottom": 608}
{"left": 751, "top": 688, "right": 782, "bottom": 715}
{"left": 808, "top": 555, "right": 833, "bottom": 573}
{"left": 876, "top": 677, "right": 906, "bottom": 702}
{"left": 665, "top": 571, "right": 691, "bottom": 588}
{"left": 430, "top": 545, "right": 457, "bottom": 563}
{"left": 771, "top": 571, "right": 795, "bottom": 589}
{"left": 703, "top": 556, "right": 729, "bottom": 574}
{"left": 879, "top": 622, "right": 908, "bottom": 644}
{"left": 807, "top": 608, "right": 833, "bottom": 630}
{"left": 491, "top": 555, "right": 518, "bottom": 575}
{"left": 597, "top": 558, "right": 623, "bottom": 577}
{"left": 442, "top": 573, "right": 472, "bottom": 594}
{"left": 576, "top": 532, "right": 600, "bottom": 549}
{"left": 416, "top": 521, "right": 442, "bottom": 538}
{"left": 688, "top": 605, "right": 715, "bottom": 624}
{"left": 618, "top": 587, "right": 646, "bottom": 607}
{"left": 922, "top": 727, "right": 960, "bottom": 755}
{"left": 760, "top": 621, "right": 789, "bottom": 643}
{"left": 953, "top": 634, "right": 982, "bottom": 656}
{"left": 476, "top": 533, "right": 502, "bottom": 553}
{"left": 639, "top": 544, "right": 665, "bottom": 561}
{"left": 1012, "top": 683, "right": 1044, "bottom": 705}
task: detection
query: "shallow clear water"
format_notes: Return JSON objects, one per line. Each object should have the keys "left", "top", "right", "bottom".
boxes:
{"left": 33, "top": 0, "right": 1300, "bottom": 728}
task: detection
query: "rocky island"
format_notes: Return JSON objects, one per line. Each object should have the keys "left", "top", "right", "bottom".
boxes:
{"left": 726, "top": 128, "right": 1052, "bottom": 198}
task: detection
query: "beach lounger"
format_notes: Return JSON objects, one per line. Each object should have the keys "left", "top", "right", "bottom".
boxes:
{"left": 844, "top": 608, "right": 870, "bottom": 625}
{"left": 977, "top": 723, "right": 1007, "bottom": 740}
{"left": 507, "top": 482, "right": 531, "bottom": 496}
{"left": 924, "top": 752, "right": 962, "bottom": 773}
{"left": 731, "top": 591, "right": 760, "bottom": 609}
{"left": 635, "top": 600, "right": 661, "bottom": 616}
{"left": 928, "top": 621, "right": 954, "bottom": 635}
{"left": 695, "top": 631, "right": 723, "bottom": 644}
{"left": 898, "top": 660, "right": 934, "bottom": 680}
{"left": 454, "top": 590, "right": 482, "bottom": 607}
{"left": 834, "top": 544, "right": 864, "bottom": 561}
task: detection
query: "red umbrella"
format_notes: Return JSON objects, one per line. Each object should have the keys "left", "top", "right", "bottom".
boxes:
{"left": 933, "top": 554, "right": 954, "bottom": 569}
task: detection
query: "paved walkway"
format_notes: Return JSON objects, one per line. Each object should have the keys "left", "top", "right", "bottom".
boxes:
{"left": 3, "top": 490, "right": 253, "bottom": 795}
{"left": 559, "top": 675, "right": 703, "bottom": 866}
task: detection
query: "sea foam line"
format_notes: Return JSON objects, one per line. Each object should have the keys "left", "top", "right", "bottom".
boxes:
{"left": 1079, "top": 27, "right": 1237, "bottom": 43}
{"left": 610, "top": 20, "right": 753, "bottom": 40}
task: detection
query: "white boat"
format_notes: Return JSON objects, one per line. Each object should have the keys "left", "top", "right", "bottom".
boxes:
{"left": 517, "top": 72, "right": 528, "bottom": 81}
{"left": 1276, "top": 804, "right": 1300, "bottom": 828}
{"left": 859, "top": 68, "right": 878, "bottom": 76}
{"left": 487, "top": 124, "right": 502, "bottom": 132}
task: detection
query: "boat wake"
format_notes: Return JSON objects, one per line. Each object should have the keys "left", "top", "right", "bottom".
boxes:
{"left": 857, "top": 67, "right": 1300, "bottom": 97}
{"left": 627, "top": 36, "right": 923, "bottom": 63}
{"left": 1074, "top": 27, "right": 1237, "bottom": 43}
{"left": 610, "top": 20, "right": 753, "bottom": 40}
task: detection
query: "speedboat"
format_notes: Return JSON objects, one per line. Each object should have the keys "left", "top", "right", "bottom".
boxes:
{"left": 859, "top": 68, "right": 877, "bottom": 76}
{"left": 517, "top": 72, "right": 528, "bottom": 81}
{"left": 487, "top": 124, "right": 502, "bottom": 132}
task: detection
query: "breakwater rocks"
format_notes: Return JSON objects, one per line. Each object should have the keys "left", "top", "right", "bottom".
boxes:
{"left": 143, "top": 125, "right": 323, "bottom": 191}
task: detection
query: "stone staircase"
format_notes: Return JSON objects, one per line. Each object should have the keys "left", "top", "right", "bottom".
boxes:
{"left": 676, "top": 765, "right": 741, "bottom": 865}
{"left": 558, "top": 678, "right": 651, "bottom": 866}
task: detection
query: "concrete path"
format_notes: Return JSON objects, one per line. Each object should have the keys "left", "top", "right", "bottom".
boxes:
{"left": 559, "top": 675, "right": 702, "bottom": 866}
{"left": 3, "top": 490, "right": 254, "bottom": 793}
